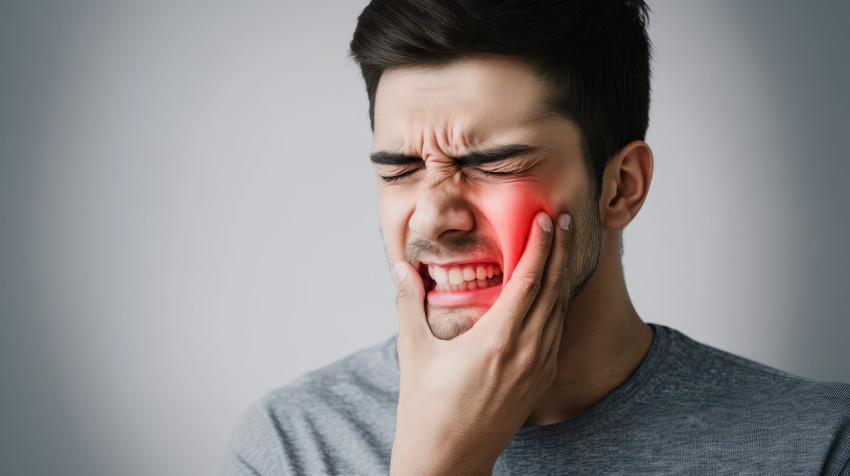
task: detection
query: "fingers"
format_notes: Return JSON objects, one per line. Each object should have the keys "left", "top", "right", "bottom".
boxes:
{"left": 532, "top": 214, "right": 570, "bottom": 378}
{"left": 393, "top": 261, "right": 431, "bottom": 344}
{"left": 523, "top": 213, "right": 571, "bottom": 336}
{"left": 541, "top": 301, "right": 566, "bottom": 373}
{"left": 540, "top": 300, "right": 566, "bottom": 364}
{"left": 484, "top": 212, "right": 555, "bottom": 333}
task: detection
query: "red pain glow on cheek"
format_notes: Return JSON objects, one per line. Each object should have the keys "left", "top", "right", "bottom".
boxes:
{"left": 479, "top": 184, "right": 554, "bottom": 284}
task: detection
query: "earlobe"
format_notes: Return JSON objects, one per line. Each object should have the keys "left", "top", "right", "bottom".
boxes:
{"left": 599, "top": 140, "right": 654, "bottom": 230}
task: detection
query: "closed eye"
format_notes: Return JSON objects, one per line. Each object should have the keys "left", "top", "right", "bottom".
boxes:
{"left": 379, "top": 163, "right": 425, "bottom": 183}
{"left": 478, "top": 169, "right": 523, "bottom": 177}
{"left": 466, "top": 160, "right": 536, "bottom": 179}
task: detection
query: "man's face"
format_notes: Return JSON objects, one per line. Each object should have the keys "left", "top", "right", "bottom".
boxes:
{"left": 372, "top": 56, "right": 601, "bottom": 340}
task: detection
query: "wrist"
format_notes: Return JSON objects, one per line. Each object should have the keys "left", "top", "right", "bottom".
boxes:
{"left": 390, "top": 432, "right": 499, "bottom": 476}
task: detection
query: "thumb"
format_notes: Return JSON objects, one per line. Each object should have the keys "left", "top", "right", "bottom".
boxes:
{"left": 392, "top": 261, "right": 430, "bottom": 344}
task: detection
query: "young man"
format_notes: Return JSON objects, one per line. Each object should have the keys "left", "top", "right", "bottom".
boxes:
{"left": 226, "top": 1, "right": 850, "bottom": 474}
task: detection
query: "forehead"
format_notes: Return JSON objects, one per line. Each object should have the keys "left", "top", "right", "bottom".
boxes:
{"left": 372, "top": 56, "right": 554, "bottom": 154}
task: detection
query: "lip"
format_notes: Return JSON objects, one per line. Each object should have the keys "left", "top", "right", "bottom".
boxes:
{"left": 426, "top": 283, "right": 503, "bottom": 308}
{"left": 418, "top": 258, "right": 502, "bottom": 268}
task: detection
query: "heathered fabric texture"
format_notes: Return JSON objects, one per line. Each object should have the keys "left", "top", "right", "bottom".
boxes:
{"left": 224, "top": 325, "right": 850, "bottom": 475}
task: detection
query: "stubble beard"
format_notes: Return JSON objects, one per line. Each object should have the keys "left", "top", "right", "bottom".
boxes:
{"left": 425, "top": 305, "right": 478, "bottom": 340}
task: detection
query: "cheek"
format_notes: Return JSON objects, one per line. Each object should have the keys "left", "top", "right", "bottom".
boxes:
{"left": 377, "top": 189, "right": 412, "bottom": 262}
{"left": 478, "top": 183, "right": 556, "bottom": 283}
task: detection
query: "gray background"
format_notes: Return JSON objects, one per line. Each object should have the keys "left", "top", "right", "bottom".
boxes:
{"left": 1, "top": 1, "right": 847, "bottom": 475}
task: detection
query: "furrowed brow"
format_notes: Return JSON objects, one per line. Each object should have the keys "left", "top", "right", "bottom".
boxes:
{"left": 370, "top": 144, "right": 540, "bottom": 166}
{"left": 369, "top": 152, "right": 421, "bottom": 166}
{"left": 455, "top": 144, "right": 541, "bottom": 165}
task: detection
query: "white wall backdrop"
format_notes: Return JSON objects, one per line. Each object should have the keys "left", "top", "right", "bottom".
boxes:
{"left": 1, "top": 1, "right": 847, "bottom": 475}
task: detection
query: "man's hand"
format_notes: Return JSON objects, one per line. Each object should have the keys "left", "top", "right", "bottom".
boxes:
{"left": 390, "top": 212, "right": 572, "bottom": 475}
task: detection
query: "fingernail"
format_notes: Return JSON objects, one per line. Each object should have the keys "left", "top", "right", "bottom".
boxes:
{"left": 392, "top": 262, "right": 408, "bottom": 284}
{"left": 559, "top": 214, "right": 571, "bottom": 231}
{"left": 537, "top": 213, "right": 552, "bottom": 233}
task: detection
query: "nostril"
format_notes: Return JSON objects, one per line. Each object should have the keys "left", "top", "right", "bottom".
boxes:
{"left": 409, "top": 198, "right": 476, "bottom": 242}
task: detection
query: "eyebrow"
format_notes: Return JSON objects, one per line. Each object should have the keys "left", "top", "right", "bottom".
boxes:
{"left": 369, "top": 144, "right": 542, "bottom": 166}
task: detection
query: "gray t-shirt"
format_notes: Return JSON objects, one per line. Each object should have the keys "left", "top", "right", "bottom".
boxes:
{"left": 224, "top": 324, "right": 850, "bottom": 475}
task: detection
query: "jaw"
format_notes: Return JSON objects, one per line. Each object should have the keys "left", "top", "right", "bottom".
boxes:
{"left": 423, "top": 304, "right": 486, "bottom": 340}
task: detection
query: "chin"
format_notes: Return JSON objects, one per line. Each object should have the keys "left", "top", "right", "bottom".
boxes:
{"left": 425, "top": 304, "right": 488, "bottom": 340}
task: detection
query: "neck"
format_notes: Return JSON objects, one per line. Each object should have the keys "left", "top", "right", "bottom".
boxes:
{"left": 523, "top": 229, "right": 653, "bottom": 427}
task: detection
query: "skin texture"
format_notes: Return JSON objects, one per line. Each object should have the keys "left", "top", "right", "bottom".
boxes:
{"left": 372, "top": 56, "right": 656, "bottom": 474}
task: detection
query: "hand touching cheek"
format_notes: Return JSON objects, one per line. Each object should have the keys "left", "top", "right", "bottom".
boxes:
{"left": 390, "top": 209, "right": 572, "bottom": 475}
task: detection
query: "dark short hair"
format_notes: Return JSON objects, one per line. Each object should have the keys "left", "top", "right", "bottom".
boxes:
{"left": 349, "top": 0, "right": 652, "bottom": 197}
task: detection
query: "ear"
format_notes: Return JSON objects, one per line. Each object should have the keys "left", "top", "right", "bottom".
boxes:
{"left": 598, "top": 140, "right": 654, "bottom": 230}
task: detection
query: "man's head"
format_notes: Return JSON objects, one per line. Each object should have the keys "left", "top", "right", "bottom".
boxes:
{"left": 350, "top": 1, "right": 653, "bottom": 340}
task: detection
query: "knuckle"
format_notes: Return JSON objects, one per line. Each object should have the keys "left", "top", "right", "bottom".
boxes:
{"left": 545, "top": 268, "right": 565, "bottom": 292}
{"left": 555, "top": 262, "right": 569, "bottom": 280}
{"left": 558, "top": 228, "right": 571, "bottom": 248}
{"left": 516, "top": 348, "right": 540, "bottom": 379}
{"left": 394, "top": 286, "right": 422, "bottom": 307}
{"left": 558, "top": 290, "right": 570, "bottom": 310}
{"left": 536, "top": 240, "right": 553, "bottom": 257}
{"left": 487, "top": 335, "right": 513, "bottom": 360}
{"left": 394, "top": 289, "right": 410, "bottom": 307}
{"left": 519, "top": 276, "right": 542, "bottom": 296}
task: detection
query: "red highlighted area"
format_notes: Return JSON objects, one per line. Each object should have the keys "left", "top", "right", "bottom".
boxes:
{"left": 421, "top": 182, "right": 555, "bottom": 311}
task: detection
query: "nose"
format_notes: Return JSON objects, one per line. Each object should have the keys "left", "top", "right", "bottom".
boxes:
{"left": 409, "top": 179, "right": 475, "bottom": 241}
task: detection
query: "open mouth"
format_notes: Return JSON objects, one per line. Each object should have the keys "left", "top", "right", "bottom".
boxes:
{"left": 418, "top": 262, "right": 504, "bottom": 294}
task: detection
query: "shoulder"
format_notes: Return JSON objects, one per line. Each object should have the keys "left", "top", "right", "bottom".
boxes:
{"left": 223, "top": 334, "right": 399, "bottom": 475}
{"left": 657, "top": 325, "right": 850, "bottom": 411}
{"left": 649, "top": 325, "right": 850, "bottom": 472}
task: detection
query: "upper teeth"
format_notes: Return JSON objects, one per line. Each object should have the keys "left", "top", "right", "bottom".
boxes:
{"left": 428, "top": 263, "right": 501, "bottom": 285}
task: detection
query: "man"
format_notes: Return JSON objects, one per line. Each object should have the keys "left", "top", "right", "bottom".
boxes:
{"left": 226, "top": 1, "right": 850, "bottom": 474}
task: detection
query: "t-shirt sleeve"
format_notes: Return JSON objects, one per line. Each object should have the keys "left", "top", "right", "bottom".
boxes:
{"left": 222, "top": 400, "right": 300, "bottom": 476}
{"left": 223, "top": 453, "right": 262, "bottom": 476}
